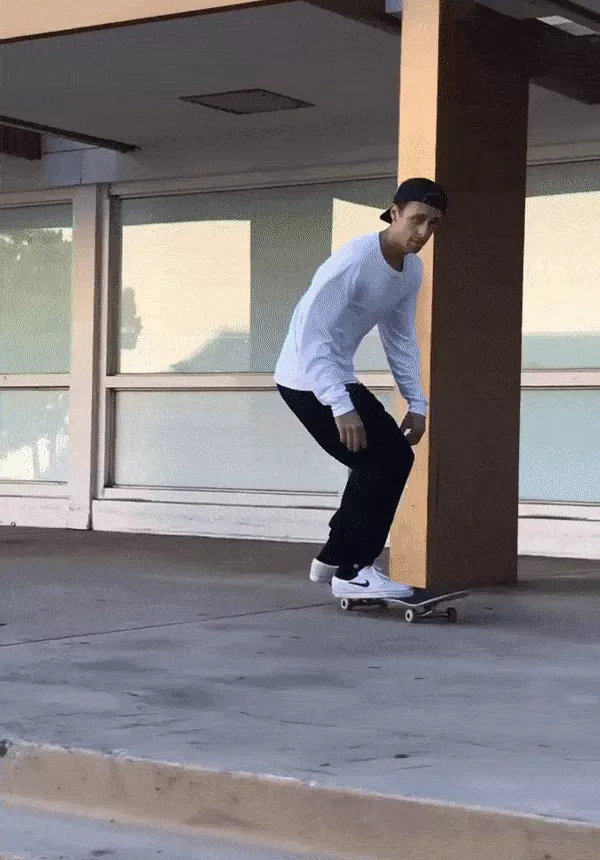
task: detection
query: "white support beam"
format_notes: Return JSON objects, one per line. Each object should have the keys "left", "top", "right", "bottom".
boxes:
{"left": 67, "top": 185, "right": 106, "bottom": 529}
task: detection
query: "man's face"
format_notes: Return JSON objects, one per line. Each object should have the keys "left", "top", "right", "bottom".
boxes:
{"left": 388, "top": 201, "right": 443, "bottom": 253}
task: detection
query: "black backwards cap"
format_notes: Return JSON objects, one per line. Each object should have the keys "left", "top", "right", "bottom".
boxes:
{"left": 380, "top": 178, "right": 448, "bottom": 223}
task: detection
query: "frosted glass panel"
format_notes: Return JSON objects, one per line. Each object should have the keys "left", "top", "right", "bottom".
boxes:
{"left": 520, "top": 390, "right": 600, "bottom": 503}
{"left": 119, "top": 219, "right": 253, "bottom": 373}
{"left": 114, "top": 391, "right": 348, "bottom": 492}
{"left": 0, "top": 390, "right": 69, "bottom": 482}
{"left": 118, "top": 178, "right": 396, "bottom": 375}
{"left": 0, "top": 204, "right": 73, "bottom": 373}
{"left": 523, "top": 164, "right": 600, "bottom": 369}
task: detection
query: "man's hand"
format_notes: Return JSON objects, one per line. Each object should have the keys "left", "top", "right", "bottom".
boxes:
{"left": 400, "top": 412, "right": 427, "bottom": 446}
{"left": 335, "top": 410, "right": 367, "bottom": 453}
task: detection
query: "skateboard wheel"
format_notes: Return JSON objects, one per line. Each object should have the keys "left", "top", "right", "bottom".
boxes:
{"left": 446, "top": 607, "right": 458, "bottom": 623}
{"left": 340, "top": 598, "right": 353, "bottom": 611}
{"left": 404, "top": 608, "right": 418, "bottom": 623}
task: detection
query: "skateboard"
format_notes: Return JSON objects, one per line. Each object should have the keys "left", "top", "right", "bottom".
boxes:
{"left": 338, "top": 588, "right": 470, "bottom": 623}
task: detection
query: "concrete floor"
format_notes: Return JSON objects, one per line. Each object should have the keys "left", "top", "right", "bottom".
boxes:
{"left": 2, "top": 528, "right": 600, "bottom": 824}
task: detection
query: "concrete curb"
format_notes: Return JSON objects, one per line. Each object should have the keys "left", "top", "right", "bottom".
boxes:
{"left": 2, "top": 739, "right": 600, "bottom": 860}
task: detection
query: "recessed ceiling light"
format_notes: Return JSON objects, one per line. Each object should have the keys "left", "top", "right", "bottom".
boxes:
{"left": 180, "top": 89, "right": 314, "bottom": 115}
{"left": 538, "top": 15, "right": 598, "bottom": 36}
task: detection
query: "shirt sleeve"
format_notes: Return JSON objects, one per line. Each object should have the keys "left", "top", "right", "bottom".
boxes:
{"left": 295, "top": 260, "right": 360, "bottom": 418}
{"left": 377, "top": 287, "right": 428, "bottom": 416}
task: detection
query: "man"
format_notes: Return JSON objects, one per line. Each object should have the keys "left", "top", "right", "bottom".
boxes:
{"left": 274, "top": 177, "right": 447, "bottom": 600}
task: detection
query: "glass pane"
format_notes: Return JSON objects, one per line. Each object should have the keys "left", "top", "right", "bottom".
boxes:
{"left": 113, "top": 391, "right": 348, "bottom": 492}
{"left": 0, "top": 204, "right": 73, "bottom": 373}
{"left": 519, "top": 390, "right": 600, "bottom": 503}
{"left": 523, "top": 164, "right": 600, "bottom": 369}
{"left": 118, "top": 178, "right": 396, "bottom": 375}
{"left": 0, "top": 390, "right": 70, "bottom": 482}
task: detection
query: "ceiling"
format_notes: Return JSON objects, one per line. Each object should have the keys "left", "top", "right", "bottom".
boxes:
{"left": 0, "top": 0, "right": 598, "bottom": 168}
{"left": 0, "top": 3, "right": 400, "bottom": 150}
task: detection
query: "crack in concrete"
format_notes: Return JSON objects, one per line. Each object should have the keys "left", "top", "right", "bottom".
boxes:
{"left": 0, "top": 603, "right": 330, "bottom": 650}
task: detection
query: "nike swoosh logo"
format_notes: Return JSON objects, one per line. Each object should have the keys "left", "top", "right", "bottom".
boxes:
{"left": 352, "top": 580, "right": 370, "bottom": 588}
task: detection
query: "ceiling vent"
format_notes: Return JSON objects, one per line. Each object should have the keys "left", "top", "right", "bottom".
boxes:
{"left": 180, "top": 89, "right": 314, "bottom": 115}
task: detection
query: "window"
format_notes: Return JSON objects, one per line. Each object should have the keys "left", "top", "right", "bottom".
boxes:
{"left": 524, "top": 163, "right": 600, "bottom": 369}
{"left": 108, "top": 179, "right": 396, "bottom": 495}
{"left": 520, "top": 390, "right": 600, "bottom": 503}
{"left": 0, "top": 390, "right": 69, "bottom": 482}
{"left": 116, "top": 180, "right": 394, "bottom": 376}
{"left": 0, "top": 204, "right": 73, "bottom": 374}
{"left": 0, "top": 203, "right": 72, "bottom": 485}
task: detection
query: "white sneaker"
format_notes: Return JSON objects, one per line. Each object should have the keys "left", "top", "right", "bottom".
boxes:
{"left": 310, "top": 559, "right": 338, "bottom": 584}
{"left": 332, "top": 565, "right": 414, "bottom": 599}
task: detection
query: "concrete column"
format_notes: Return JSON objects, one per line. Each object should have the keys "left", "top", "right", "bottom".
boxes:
{"left": 391, "top": 0, "right": 530, "bottom": 589}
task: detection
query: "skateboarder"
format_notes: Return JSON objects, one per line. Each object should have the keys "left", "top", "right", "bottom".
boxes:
{"left": 275, "top": 178, "right": 447, "bottom": 601}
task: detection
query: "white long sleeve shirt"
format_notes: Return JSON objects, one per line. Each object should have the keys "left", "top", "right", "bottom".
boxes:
{"left": 274, "top": 232, "right": 427, "bottom": 418}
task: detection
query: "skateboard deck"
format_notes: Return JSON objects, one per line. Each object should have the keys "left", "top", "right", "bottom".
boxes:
{"left": 338, "top": 588, "right": 470, "bottom": 623}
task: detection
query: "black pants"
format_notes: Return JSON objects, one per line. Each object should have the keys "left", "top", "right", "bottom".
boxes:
{"left": 277, "top": 382, "right": 414, "bottom": 569}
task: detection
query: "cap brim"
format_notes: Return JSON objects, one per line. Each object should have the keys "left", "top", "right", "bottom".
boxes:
{"left": 380, "top": 208, "right": 392, "bottom": 223}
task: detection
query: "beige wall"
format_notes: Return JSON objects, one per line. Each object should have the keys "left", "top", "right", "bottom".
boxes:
{"left": 0, "top": 0, "right": 281, "bottom": 41}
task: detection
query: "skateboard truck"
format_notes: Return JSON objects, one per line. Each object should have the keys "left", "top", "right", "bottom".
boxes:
{"left": 338, "top": 590, "right": 469, "bottom": 623}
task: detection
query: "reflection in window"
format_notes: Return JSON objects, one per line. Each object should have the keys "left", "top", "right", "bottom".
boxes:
{"left": 523, "top": 187, "right": 600, "bottom": 369}
{"left": 119, "top": 220, "right": 251, "bottom": 373}
{"left": 520, "top": 389, "right": 600, "bottom": 503}
{"left": 113, "top": 390, "right": 347, "bottom": 492}
{"left": 0, "top": 390, "right": 69, "bottom": 482}
{"left": 113, "top": 389, "right": 393, "bottom": 493}
{"left": 117, "top": 179, "right": 397, "bottom": 375}
{"left": 0, "top": 205, "right": 73, "bottom": 374}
